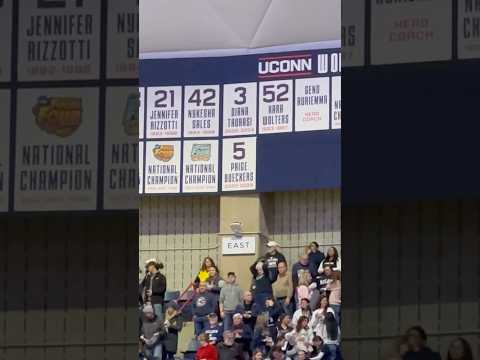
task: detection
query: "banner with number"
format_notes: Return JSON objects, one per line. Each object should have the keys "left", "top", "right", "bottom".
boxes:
{"left": 139, "top": 45, "right": 341, "bottom": 194}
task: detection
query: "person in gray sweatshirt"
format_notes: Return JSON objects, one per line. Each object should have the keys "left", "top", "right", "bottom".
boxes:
{"left": 219, "top": 272, "right": 243, "bottom": 331}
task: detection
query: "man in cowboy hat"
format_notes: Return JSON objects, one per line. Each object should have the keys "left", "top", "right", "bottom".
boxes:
{"left": 141, "top": 258, "right": 167, "bottom": 318}
{"left": 264, "top": 240, "right": 287, "bottom": 283}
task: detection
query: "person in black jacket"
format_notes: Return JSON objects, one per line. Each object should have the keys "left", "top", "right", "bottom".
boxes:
{"left": 307, "top": 242, "right": 325, "bottom": 271}
{"left": 250, "top": 260, "right": 274, "bottom": 312}
{"left": 264, "top": 241, "right": 287, "bottom": 283}
{"left": 217, "top": 330, "right": 244, "bottom": 360}
{"left": 141, "top": 259, "right": 167, "bottom": 318}
{"left": 403, "top": 326, "right": 441, "bottom": 360}
{"left": 162, "top": 303, "right": 184, "bottom": 360}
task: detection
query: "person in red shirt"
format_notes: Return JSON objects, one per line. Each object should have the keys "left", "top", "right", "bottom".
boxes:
{"left": 196, "top": 333, "right": 218, "bottom": 360}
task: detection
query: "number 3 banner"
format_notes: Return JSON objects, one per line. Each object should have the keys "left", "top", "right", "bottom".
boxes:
{"left": 139, "top": 43, "right": 341, "bottom": 194}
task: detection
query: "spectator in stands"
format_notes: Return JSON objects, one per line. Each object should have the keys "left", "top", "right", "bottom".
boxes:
{"left": 141, "top": 259, "right": 167, "bottom": 317}
{"left": 162, "top": 303, "right": 184, "bottom": 360}
{"left": 264, "top": 241, "right": 287, "bottom": 282}
{"left": 318, "top": 247, "right": 341, "bottom": 274}
{"left": 217, "top": 330, "right": 244, "bottom": 360}
{"left": 315, "top": 266, "right": 332, "bottom": 297}
{"left": 219, "top": 272, "right": 243, "bottom": 331}
{"left": 231, "top": 313, "right": 253, "bottom": 357}
{"left": 252, "top": 314, "right": 275, "bottom": 354}
{"left": 285, "top": 316, "right": 314, "bottom": 357}
{"left": 307, "top": 242, "right": 325, "bottom": 271}
{"left": 269, "top": 345, "right": 287, "bottom": 360}
{"left": 193, "top": 282, "right": 217, "bottom": 336}
{"left": 262, "top": 296, "right": 284, "bottom": 339}
{"left": 292, "top": 298, "right": 312, "bottom": 327}
{"left": 272, "top": 261, "right": 293, "bottom": 315}
{"left": 195, "top": 257, "right": 219, "bottom": 287}
{"left": 403, "top": 326, "right": 441, "bottom": 360}
{"left": 140, "top": 304, "right": 163, "bottom": 360}
{"left": 325, "top": 271, "right": 341, "bottom": 327}
{"left": 309, "top": 295, "right": 334, "bottom": 341}
{"left": 196, "top": 333, "right": 218, "bottom": 360}
{"left": 276, "top": 314, "right": 293, "bottom": 341}
{"left": 291, "top": 254, "right": 318, "bottom": 289}
{"left": 235, "top": 291, "right": 257, "bottom": 331}
{"left": 253, "top": 349, "right": 266, "bottom": 360}
{"left": 446, "top": 337, "right": 473, "bottom": 360}
{"left": 205, "top": 313, "right": 224, "bottom": 345}
{"left": 206, "top": 266, "right": 225, "bottom": 305}
{"left": 386, "top": 335, "right": 409, "bottom": 360}
{"left": 310, "top": 335, "right": 325, "bottom": 360}
{"left": 322, "top": 310, "right": 341, "bottom": 360}
{"left": 250, "top": 259, "right": 274, "bottom": 312}
{"left": 295, "top": 271, "right": 317, "bottom": 310}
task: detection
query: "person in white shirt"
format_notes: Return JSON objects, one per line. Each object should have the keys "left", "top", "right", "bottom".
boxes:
{"left": 291, "top": 298, "right": 312, "bottom": 327}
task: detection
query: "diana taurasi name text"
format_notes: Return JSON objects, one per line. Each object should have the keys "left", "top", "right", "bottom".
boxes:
{"left": 263, "top": 104, "right": 288, "bottom": 126}
{"left": 26, "top": 14, "right": 93, "bottom": 61}
{"left": 227, "top": 107, "right": 253, "bottom": 128}
{"left": 224, "top": 161, "right": 254, "bottom": 183}
{"left": 297, "top": 85, "right": 328, "bottom": 106}
{"left": 188, "top": 109, "right": 215, "bottom": 129}
{"left": 463, "top": 0, "right": 480, "bottom": 39}
{"left": 19, "top": 144, "right": 92, "bottom": 191}
{"left": 108, "top": 143, "right": 138, "bottom": 190}
{"left": 184, "top": 164, "right": 216, "bottom": 185}
{"left": 147, "top": 165, "right": 178, "bottom": 185}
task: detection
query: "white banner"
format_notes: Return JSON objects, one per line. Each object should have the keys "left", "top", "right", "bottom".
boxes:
{"left": 458, "top": 0, "right": 480, "bottom": 59}
{"left": 371, "top": 0, "right": 452, "bottom": 65}
{"left": 15, "top": 88, "right": 98, "bottom": 211}
{"left": 107, "top": 0, "right": 138, "bottom": 78}
{"left": 18, "top": 0, "right": 101, "bottom": 81}
{"left": 184, "top": 85, "right": 219, "bottom": 137}
{"left": 331, "top": 76, "right": 341, "bottom": 130}
{"left": 295, "top": 77, "right": 330, "bottom": 132}
{"left": 0, "top": 90, "right": 10, "bottom": 211}
{"left": 222, "top": 136, "right": 256, "bottom": 191}
{"left": 182, "top": 140, "right": 219, "bottom": 193}
{"left": 104, "top": 87, "right": 139, "bottom": 210}
{"left": 223, "top": 82, "right": 257, "bottom": 136}
{"left": 342, "top": 0, "right": 365, "bottom": 67}
{"left": 144, "top": 140, "right": 181, "bottom": 194}
{"left": 0, "top": 0, "right": 12, "bottom": 82}
{"left": 146, "top": 86, "right": 182, "bottom": 139}
{"left": 222, "top": 235, "right": 256, "bottom": 255}
{"left": 259, "top": 80, "right": 293, "bottom": 134}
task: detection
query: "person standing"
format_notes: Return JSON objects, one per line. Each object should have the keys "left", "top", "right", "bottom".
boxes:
{"left": 318, "top": 247, "right": 341, "bottom": 274}
{"left": 216, "top": 330, "right": 244, "bottom": 360}
{"left": 141, "top": 259, "right": 167, "bottom": 318}
{"left": 272, "top": 261, "right": 294, "bottom": 315}
{"left": 140, "top": 304, "right": 164, "bottom": 360}
{"left": 325, "top": 271, "right": 341, "bottom": 327}
{"left": 250, "top": 260, "right": 274, "bottom": 312}
{"left": 193, "top": 282, "right": 217, "bottom": 336}
{"left": 235, "top": 291, "right": 257, "bottom": 331}
{"left": 162, "top": 303, "right": 184, "bottom": 360}
{"left": 403, "top": 326, "right": 441, "bottom": 360}
{"left": 307, "top": 242, "right": 325, "bottom": 271}
{"left": 291, "top": 254, "right": 318, "bottom": 289}
{"left": 219, "top": 272, "right": 243, "bottom": 331}
{"left": 264, "top": 241, "right": 287, "bottom": 283}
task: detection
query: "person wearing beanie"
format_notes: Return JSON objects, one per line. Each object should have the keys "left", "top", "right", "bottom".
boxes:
{"left": 140, "top": 304, "right": 164, "bottom": 360}
{"left": 162, "top": 302, "right": 183, "bottom": 360}
{"left": 196, "top": 333, "right": 218, "bottom": 360}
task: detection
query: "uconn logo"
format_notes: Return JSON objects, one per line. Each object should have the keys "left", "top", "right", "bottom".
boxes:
{"left": 258, "top": 54, "right": 313, "bottom": 79}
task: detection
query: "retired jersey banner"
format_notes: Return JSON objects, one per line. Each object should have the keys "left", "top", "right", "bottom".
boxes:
{"left": 0, "top": 0, "right": 12, "bottom": 82}
{"left": 0, "top": 91, "right": 10, "bottom": 211}
{"left": 14, "top": 88, "right": 99, "bottom": 211}
{"left": 458, "top": 0, "right": 480, "bottom": 59}
{"left": 139, "top": 45, "right": 341, "bottom": 194}
{"left": 342, "top": 0, "right": 365, "bottom": 67}
{"left": 18, "top": 0, "right": 101, "bottom": 81}
{"left": 371, "top": 0, "right": 452, "bottom": 65}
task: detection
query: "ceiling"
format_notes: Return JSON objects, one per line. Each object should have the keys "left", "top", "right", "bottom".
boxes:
{"left": 140, "top": 0, "right": 341, "bottom": 55}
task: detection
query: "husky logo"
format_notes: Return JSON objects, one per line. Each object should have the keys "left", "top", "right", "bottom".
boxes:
{"left": 258, "top": 54, "right": 312, "bottom": 79}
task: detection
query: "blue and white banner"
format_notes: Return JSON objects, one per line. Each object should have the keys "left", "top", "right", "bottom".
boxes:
{"left": 139, "top": 44, "right": 341, "bottom": 195}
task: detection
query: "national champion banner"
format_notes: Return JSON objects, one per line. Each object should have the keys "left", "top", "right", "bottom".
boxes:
{"left": 139, "top": 44, "right": 341, "bottom": 195}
